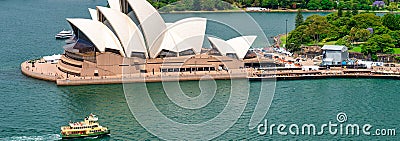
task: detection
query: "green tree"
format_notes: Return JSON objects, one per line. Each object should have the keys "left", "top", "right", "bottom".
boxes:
{"left": 381, "top": 13, "right": 400, "bottom": 30}
{"left": 337, "top": 1, "right": 344, "bottom": 8}
{"left": 374, "top": 25, "right": 391, "bottom": 35}
{"left": 352, "top": 8, "right": 358, "bottom": 15}
{"left": 358, "top": 0, "right": 371, "bottom": 5}
{"left": 216, "top": 0, "right": 230, "bottom": 10}
{"left": 387, "top": 2, "right": 398, "bottom": 11}
{"left": 364, "top": 34, "right": 395, "bottom": 56}
{"left": 307, "top": 0, "right": 321, "bottom": 10}
{"left": 295, "top": 9, "right": 304, "bottom": 28}
{"left": 352, "top": 13, "right": 382, "bottom": 29}
{"left": 279, "top": 0, "right": 290, "bottom": 9}
{"left": 244, "top": 0, "right": 253, "bottom": 7}
{"left": 261, "top": 0, "right": 268, "bottom": 7}
{"left": 336, "top": 36, "right": 351, "bottom": 47}
{"left": 193, "top": 0, "right": 201, "bottom": 11}
{"left": 253, "top": 0, "right": 260, "bottom": 6}
{"left": 389, "top": 30, "right": 400, "bottom": 47}
{"left": 287, "top": 25, "right": 310, "bottom": 52}
{"left": 355, "top": 29, "right": 371, "bottom": 42}
{"left": 262, "top": 0, "right": 278, "bottom": 9}
{"left": 343, "top": 1, "right": 352, "bottom": 10}
{"left": 371, "top": 5, "right": 377, "bottom": 11}
{"left": 304, "top": 15, "right": 332, "bottom": 44}
{"left": 338, "top": 7, "right": 343, "bottom": 17}
{"left": 321, "top": 0, "right": 333, "bottom": 10}
{"left": 325, "top": 12, "right": 338, "bottom": 23}
{"left": 345, "top": 10, "right": 352, "bottom": 17}
{"left": 233, "top": 1, "right": 244, "bottom": 8}
{"left": 348, "top": 27, "right": 358, "bottom": 43}
{"left": 201, "top": 0, "right": 217, "bottom": 11}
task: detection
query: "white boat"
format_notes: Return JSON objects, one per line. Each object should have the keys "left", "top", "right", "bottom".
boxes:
{"left": 55, "top": 30, "right": 74, "bottom": 39}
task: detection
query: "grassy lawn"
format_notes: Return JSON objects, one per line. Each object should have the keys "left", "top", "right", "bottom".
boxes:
{"left": 305, "top": 40, "right": 337, "bottom": 46}
{"left": 324, "top": 41, "right": 337, "bottom": 45}
{"left": 349, "top": 47, "right": 400, "bottom": 54}
{"left": 280, "top": 35, "right": 287, "bottom": 47}
{"left": 350, "top": 46, "right": 362, "bottom": 53}
{"left": 394, "top": 48, "right": 400, "bottom": 54}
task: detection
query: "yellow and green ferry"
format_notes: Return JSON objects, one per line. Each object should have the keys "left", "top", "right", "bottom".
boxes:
{"left": 60, "top": 114, "right": 110, "bottom": 139}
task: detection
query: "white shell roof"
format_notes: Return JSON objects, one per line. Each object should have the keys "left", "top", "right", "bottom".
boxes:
{"left": 156, "top": 18, "right": 207, "bottom": 57}
{"left": 126, "top": 27, "right": 148, "bottom": 58}
{"left": 207, "top": 37, "right": 236, "bottom": 55}
{"left": 68, "top": 0, "right": 260, "bottom": 60}
{"left": 207, "top": 36, "right": 256, "bottom": 59}
{"left": 66, "top": 18, "right": 125, "bottom": 57}
{"left": 165, "top": 23, "right": 174, "bottom": 27}
{"left": 158, "top": 31, "right": 179, "bottom": 53}
{"left": 127, "top": 0, "right": 166, "bottom": 57}
{"left": 168, "top": 18, "right": 206, "bottom": 54}
{"left": 88, "top": 8, "right": 98, "bottom": 21}
{"left": 227, "top": 36, "right": 257, "bottom": 59}
{"left": 107, "top": 0, "right": 121, "bottom": 11}
{"left": 96, "top": 6, "right": 147, "bottom": 58}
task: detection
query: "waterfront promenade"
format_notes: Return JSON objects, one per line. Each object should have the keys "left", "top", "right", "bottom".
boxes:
{"left": 21, "top": 60, "right": 400, "bottom": 86}
{"left": 21, "top": 60, "right": 248, "bottom": 85}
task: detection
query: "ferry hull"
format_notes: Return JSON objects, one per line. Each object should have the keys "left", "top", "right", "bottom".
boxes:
{"left": 61, "top": 130, "right": 110, "bottom": 139}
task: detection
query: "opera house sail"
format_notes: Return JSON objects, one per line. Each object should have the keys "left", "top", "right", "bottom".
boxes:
{"left": 21, "top": 0, "right": 259, "bottom": 85}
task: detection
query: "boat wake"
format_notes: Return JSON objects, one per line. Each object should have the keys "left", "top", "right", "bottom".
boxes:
{"left": 0, "top": 134, "right": 61, "bottom": 141}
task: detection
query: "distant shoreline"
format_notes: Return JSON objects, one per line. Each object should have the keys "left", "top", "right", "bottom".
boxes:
{"left": 160, "top": 9, "right": 400, "bottom": 14}
{"left": 159, "top": 10, "right": 244, "bottom": 14}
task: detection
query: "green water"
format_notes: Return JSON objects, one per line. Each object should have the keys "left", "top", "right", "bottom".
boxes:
{"left": 0, "top": 0, "right": 398, "bottom": 140}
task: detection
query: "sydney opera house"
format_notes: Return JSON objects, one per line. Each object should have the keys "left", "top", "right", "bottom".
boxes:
{"left": 22, "top": 0, "right": 264, "bottom": 85}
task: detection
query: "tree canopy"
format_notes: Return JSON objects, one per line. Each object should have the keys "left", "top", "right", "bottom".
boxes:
{"left": 148, "top": 0, "right": 399, "bottom": 11}
{"left": 295, "top": 9, "right": 304, "bottom": 28}
{"left": 287, "top": 12, "right": 400, "bottom": 60}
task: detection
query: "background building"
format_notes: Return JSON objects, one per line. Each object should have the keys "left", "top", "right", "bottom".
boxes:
{"left": 321, "top": 45, "right": 349, "bottom": 66}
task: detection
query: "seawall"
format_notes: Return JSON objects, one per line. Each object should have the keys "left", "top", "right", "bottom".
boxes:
{"left": 56, "top": 73, "right": 247, "bottom": 86}
{"left": 249, "top": 74, "right": 400, "bottom": 81}
{"left": 21, "top": 61, "right": 400, "bottom": 86}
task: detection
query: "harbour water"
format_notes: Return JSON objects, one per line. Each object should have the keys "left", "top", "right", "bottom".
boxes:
{"left": 0, "top": 0, "right": 399, "bottom": 140}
